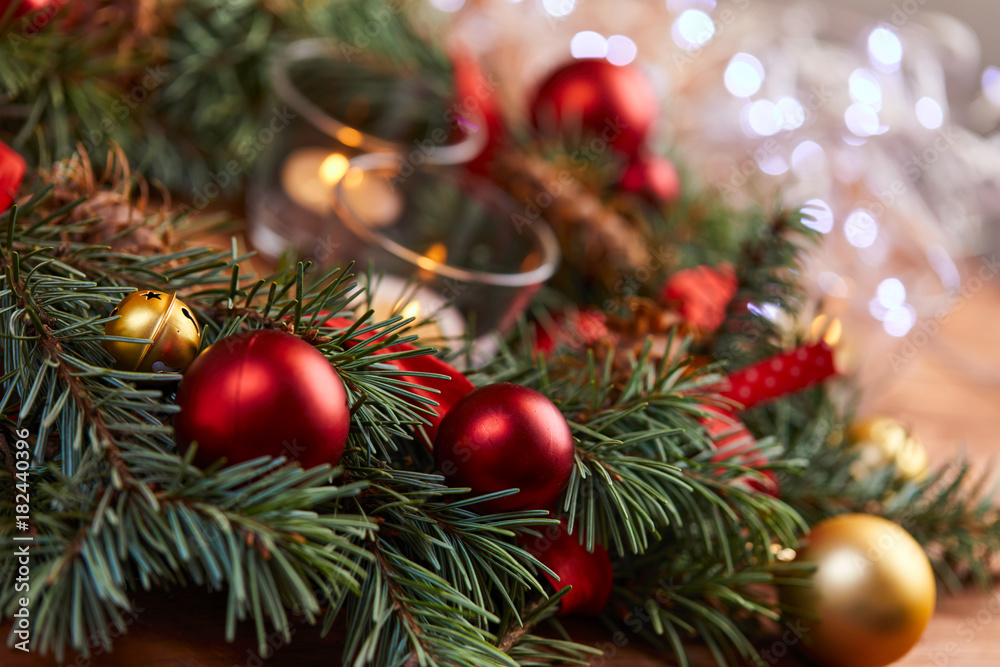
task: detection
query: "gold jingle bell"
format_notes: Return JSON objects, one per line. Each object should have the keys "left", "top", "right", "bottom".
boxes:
{"left": 849, "top": 417, "right": 929, "bottom": 483}
{"left": 103, "top": 290, "right": 201, "bottom": 373}
{"left": 779, "top": 514, "right": 936, "bottom": 667}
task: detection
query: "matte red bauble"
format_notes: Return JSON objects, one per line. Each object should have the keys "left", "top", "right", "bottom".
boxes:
{"left": 621, "top": 156, "right": 680, "bottom": 204}
{"left": 530, "top": 59, "right": 658, "bottom": 159}
{"left": 525, "top": 519, "right": 613, "bottom": 615}
{"left": 174, "top": 329, "right": 350, "bottom": 469}
{"left": 433, "top": 383, "right": 575, "bottom": 513}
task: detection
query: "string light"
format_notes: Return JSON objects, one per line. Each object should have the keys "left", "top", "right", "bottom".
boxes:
{"left": 845, "top": 209, "right": 878, "bottom": 248}
{"left": 606, "top": 35, "right": 638, "bottom": 65}
{"left": 672, "top": 9, "right": 715, "bottom": 50}
{"left": 570, "top": 31, "right": 608, "bottom": 58}
{"left": 868, "top": 27, "right": 902, "bottom": 72}
{"left": 802, "top": 199, "right": 834, "bottom": 233}
{"left": 915, "top": 97, "right": 943, "bottom": 129}
{"left": 724, "top": 53, "right": 765, "bottom": 97}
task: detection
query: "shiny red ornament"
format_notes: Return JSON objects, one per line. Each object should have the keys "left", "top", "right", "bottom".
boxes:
{"left": 530, "top": 59, "right": 658, "bottom": 160}
{"left": 621, "top": 155, "right": 680, "bottom": 204}
{"left": 525, "top": 519, "right": 613, "bottom": 615}
{"left": 0, "top": 140, "right": 26, "bottom": 214}
{"left": 174, "top": 329, "right": 350, "bottom": 469}
{"left": 660, "top": 264, "right": 738, "bottom": 332}
{"left": 433, "top": 383, "right": 575, "bottom": 513}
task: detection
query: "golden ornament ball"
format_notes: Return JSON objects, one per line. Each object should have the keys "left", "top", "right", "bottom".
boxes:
{"left": 849, "top": 417, "right": 929, "bottom": 482}
{"left": 103, "top": 290, "right": 201, "bottom": 373}
{"left": 780, "top": 514, "right": 936, "bottom": 667}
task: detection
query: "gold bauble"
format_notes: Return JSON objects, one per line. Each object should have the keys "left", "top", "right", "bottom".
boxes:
{"left": 849, "top": 417, "right": 929, "bottom": 482}
{"left": 103, "top": 290, "right": 201, "bottom": 373}
{"left": 780, "top": 514, "right": 936, "bottom": 667}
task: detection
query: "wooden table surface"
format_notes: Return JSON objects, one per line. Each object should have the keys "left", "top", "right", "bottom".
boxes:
{"left": 5, "top": 258, "right": 1000, "bottom": 666}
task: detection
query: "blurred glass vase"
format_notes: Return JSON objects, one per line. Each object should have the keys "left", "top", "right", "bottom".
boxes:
{"left": 333, "top": 152, "right": 560, "bottom": 339}
{"left": 247, "top": 38, "right": 486, "bottom": 262}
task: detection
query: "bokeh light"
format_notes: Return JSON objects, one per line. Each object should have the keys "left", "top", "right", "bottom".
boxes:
{"left": 571, "top": 31, "right": 608, "bottom": 58}
{"left": 883, "top": 305, "right": 916, "bottom": 337}
{"left": 802, "top": 198, "right": 834, "bottom": 233}
{"left": 606, "top": 35, "right": 638, "bottom": 65}
{"left": 429, "top": 0, "right": 466, "bottom": 11}
{"left": 868, "top": 27, "right": 902, "bottom": 72}
{"left": 915, "top": 97, "right": 943, "bottom": 129}
{"left": 849, "top": 69, "right": 882, "bottom": 110}
{"left": 791, "top": 142, "right": 825, "bottom": 176}
{"left": 747, "top": 100, "right": 782, "bottom": 136}
{"left": 876, "top": 277, "right": 906, "bottom": 308}
{"left": 672, "top": 9, "right": 715, "bottom": 50}
{"left": 541, "top": 0, "right": 576, "bottom": 18}
{"left": 983, "top": 67, "right": 1000, "bottom": 106}
{"left": 844, "top": 103, "right": 880, "bottom": 137}
{"left": 724, "top": 53, "right": 765, "bottom": 97}
{"left": 759, "top": 155, "right": 789, "bottom": 176}
{"left": 776, "top": 96, "right": 805, "bottom": 130}
{"left": 845, "top": 209, "right": 878, "bottom": 247}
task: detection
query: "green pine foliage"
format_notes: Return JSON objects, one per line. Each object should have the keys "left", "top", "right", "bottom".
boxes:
{"left": 2, "top": 1, "right": 999, "bottom": 666}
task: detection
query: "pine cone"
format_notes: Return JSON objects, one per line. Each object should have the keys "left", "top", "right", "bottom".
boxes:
{"left": 493, "top": 151, "right": 653, "bottom": 290}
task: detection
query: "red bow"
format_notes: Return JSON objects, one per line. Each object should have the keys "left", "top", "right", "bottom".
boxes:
{"left": 0, "top": 141, "right": 26, "bottom": 214}
{"left": 660, "top": 264, "right": 738, "bottom": 332}
{"left": 326, "top": 317, "right": 474, "bottom": 450}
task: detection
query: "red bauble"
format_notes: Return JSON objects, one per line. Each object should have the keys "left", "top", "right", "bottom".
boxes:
{"left": 621, "top": 156, "right": 680, "bottom": 204}
{"left": 530, "top": 59, "right": 658, "bottom": 160}
{"left": 433, "top": 383, "right": 575, "bottom": 513}
{"left": 525, "top": 519, "right": 613, "bottom": 616}
{"left": 175, "top": 330, "right": 350, "bottom": 469}
{"left": 0, "top": 140, "right": 26, "bottom": 214}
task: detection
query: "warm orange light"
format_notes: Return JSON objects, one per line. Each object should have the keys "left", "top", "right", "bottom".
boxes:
{"left": 319, "top": 153, "right": 350, "bottom": 186}
{"left": 823, "top": 317, "right": 843, "bottom": 346}
{"left": 336, "top": 127, "right": 363, "bottom": 147}
{"left": 416, "top": 243, "right": 448, "bottom": 272}
{"left": 809, "top": 314, "right": 842, "bottom": 346}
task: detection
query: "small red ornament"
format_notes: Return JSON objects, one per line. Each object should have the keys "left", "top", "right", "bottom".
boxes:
{"left": 0, "top": 0, "right": 64, "bottom": 24}
{"left": 0, "top": 140, "right": 26, "bottom": 214}
{"left": 718, "top": 342, "right": 837, "bottom": 411}
{"left": 325, "top": 316, "right": 475, "bottom": 448}
{"left": 530, "top": 59, "right": 658, "bottom": 160}
{"left": 434, "top": 383, "right": 575, "bottom": 513}
{"left": 525, "top": 519, "right": 613, "bottom": 615}
{"left": 533, "top": 308, "right": 610, "bottom": 356}
{"left": 174, "top": 329, "right": 350, "bottom": 469}
{"left": 660, "top": 264, "right": 738, "bottom": 332}
{"left": 620, "top": 155, "right": 680, "bottom": 204}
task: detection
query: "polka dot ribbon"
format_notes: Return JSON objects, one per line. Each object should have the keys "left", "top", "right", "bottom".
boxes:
{"left": 717, "top": 341, "right": 838, "bottom": 411}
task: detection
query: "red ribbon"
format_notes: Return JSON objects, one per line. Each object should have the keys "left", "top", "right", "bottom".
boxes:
{"left": 0, "top": 141, "right": 26, "bottom": 214}
{"left": 326, "top": 317, "right": 474, "bottom": 450}
{"left": 700, "top": 405, "right": 777, "bottom": 495}
{"left": 718, "top": 341, "right": 837, "bottom": 411}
